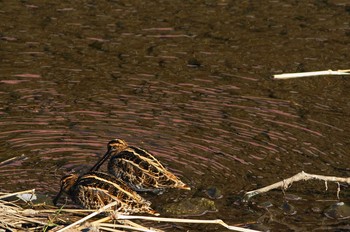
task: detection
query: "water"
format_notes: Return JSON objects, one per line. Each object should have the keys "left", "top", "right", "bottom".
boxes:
{"left": 0, "top": 0, "right": 349, "bottom": 230}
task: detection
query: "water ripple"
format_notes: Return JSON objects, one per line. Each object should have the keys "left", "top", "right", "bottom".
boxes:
{"left": 0, "top": 5, "right": 348, "bottom": 231}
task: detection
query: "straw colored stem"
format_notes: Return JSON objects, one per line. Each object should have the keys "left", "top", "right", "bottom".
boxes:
{"left": 92, "top": 216, "right": 164, "bottom": 232}
{"left": 37, "top": 209, "right": 96, "bottom": 213}
{"left": 0, "top": 189, "right": 35, "bottom": 200}
{"left": 56, "top": 201, "right": 118, "bottom": 232}
{"left": 114, "top": 215, "right": 259, "bottom": 232}
{"left": 99, "top": 227, "right": 125, "bottom": 232}
{"left": 92, "top": 216, "right": 111, "bottom": 224}
{"left": 273, "top": 69, "right": 350, "bottom": 79}
{"left": 0, "top": 154, "right": 26, "bottom": 167}
{"left": 117, "top": 219, "right": 158, "bottom": 231}
{"left": 99, "top": 223, "right": 157, "bottom": 232}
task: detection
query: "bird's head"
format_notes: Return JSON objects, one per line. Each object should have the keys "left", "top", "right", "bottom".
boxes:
{"left": 53, "top": 173, "right": 78, "bottom": 205}
{"left": 107, "top": 139, "right": 128, "bottom": 152}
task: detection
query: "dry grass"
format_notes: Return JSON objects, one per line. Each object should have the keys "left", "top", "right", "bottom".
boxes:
{"left": 0, "top": 189, "right": 91, "bottom": 231}
{"left": 0, "top": 190, "right": 259, "bottom": 232}
{"left": 0, "top": 199, "right": 47, "bottom": 231}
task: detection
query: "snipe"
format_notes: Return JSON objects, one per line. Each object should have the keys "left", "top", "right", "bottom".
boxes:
{"left": 90, "top": 139, "right": 191, "bottom": 194}
{"left": 53, "top": 171, "right": 158, "bottom": 215}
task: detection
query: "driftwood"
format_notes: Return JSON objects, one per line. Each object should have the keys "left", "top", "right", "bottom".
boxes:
{"left": 273, "top": 69, "right": 350, "bottom": 79}
{"left": 244, "top": 171, "right": 350, "bottom": 201}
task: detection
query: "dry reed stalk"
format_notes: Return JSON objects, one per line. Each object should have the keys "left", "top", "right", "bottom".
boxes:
{"left": 0, "top": 199, "right": 47, "bottom": 231}
{"left": 56, "top": 201, "right": 118, "bottom": 232}
{"left": 38, "top": 208, "right": 96, "bottom": 214}
{"left": 273, "top": 69, "right": 350, "bottom": 79}
{"left": 0, "top": 189, "right": 35, "bottom": 200}
{"left": 110, "top": 215, "right": 260, "bottom": 232}
{"left": 56, "top": 198, "right": 259, "bottom": 232}
{"left": 0, "top": 154, "right": 26, "bottom": 167}
{"left": 99, "top": 223, "right": 160, "bottom": 232}
{"left": 116, "top": 218, "right": 161, "bottom": 232}
{"left": 91, "top": 216, "right": 159, "bottom": 232}
{"left": 0, "top": 189, "right": 96, "bottom": 231}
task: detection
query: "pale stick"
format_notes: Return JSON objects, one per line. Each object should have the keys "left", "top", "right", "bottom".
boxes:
{"left": 98, "top": 227, "right": 127, "bottom": 232}
{"left": 96, "top": 219, "right": 165, "bottom": 232}
{"left": 0, "top": 154, "right": 26, "bottom": 167}
{"left": 114, "top": 214, "right": 260, "bottom": 232}
{"left": 99, "top": 223, "right": 159, "bottom": 232}
{"left": 273, "top": 69, "right": 350, "bottom": 79}
{"left": 117, "top": 219, "right": 163, "bottom": 232}
{"left": 37, "top": 209, "right": 96, "bottom": 213}
{"left": 92, "top": 216, "right": 110, "bottom": 224}
{"left": 0, "top": 189, "right": 35, "bottom": 200}
{"left": 91, "top": 215, "right": 158, "bottom": 232}
{"left": 244, "top": 171, "right": 350, "bottom": 201}
{"left": 57, "top": 201, "right": 118, "bottom": 232}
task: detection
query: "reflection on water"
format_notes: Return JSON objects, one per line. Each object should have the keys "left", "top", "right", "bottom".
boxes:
{"left": 0, "top": 0, "right": 349, "bottom": 230}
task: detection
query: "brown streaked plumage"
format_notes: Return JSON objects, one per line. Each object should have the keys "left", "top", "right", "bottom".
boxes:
{"left": 53, "top": 171, "right": 158, "bottom": 215}
{"left": 90, "top": 139, "right": 191, "bottom": 194}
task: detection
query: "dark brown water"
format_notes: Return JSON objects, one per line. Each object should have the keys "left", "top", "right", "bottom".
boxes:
{"left": 1, "top": 0, "right": 349, "bottom": 231}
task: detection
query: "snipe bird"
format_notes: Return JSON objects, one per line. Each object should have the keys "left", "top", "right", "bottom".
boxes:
{"left": 53, "top": 171, "right": 158, "bottom": 215}
{"left": 90, "top": 139, "right": 191, "bottom": 194}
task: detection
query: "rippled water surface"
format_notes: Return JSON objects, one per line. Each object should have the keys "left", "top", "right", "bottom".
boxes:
{"left": 1, "top": 0, "right": 350, "bottom": 231}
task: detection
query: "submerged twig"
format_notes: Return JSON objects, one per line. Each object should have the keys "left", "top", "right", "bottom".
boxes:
{"left": 244, "top": 171, "right": 350, "bottom": 201}
{"left": 273, "top": 69, "right": 350, "bottom": 79}
{"left": 0, "top": 154, "right": 26, "bottom": 167}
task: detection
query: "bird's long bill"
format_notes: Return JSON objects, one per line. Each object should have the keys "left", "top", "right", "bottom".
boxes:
{"left": 150, "top": 210, "right": 160, "bottom": 216}
{"left": 179, "top": 184, "right": 191, "bottom": 190}
{"left": 89, "top": 150, "right": 112, "bottom": 172}
{"left": 53, "top": 188, "right": 63, "bottom": 206}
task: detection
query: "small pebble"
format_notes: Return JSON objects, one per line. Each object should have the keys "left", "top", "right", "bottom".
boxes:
{"left": 311, "top": 207, "right": 322, "bottom": 213}
{"left": 257, "top": 201, "right": 273, "bottom": 209}
{"left": 284, "top": 193, "right": 302, "bottom": 201}
{"left": 280, "top": 201, "right": 297, "bottom": 215}
{"left": 204, "top": 186, "right": 223, "bottom": 199}
{"left": 324, "top": 202, "right": 350, "bottom": 219}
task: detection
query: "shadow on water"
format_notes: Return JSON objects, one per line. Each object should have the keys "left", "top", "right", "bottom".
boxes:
{"left": 0, "top": 0, "right": 349, "bottom": 230}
